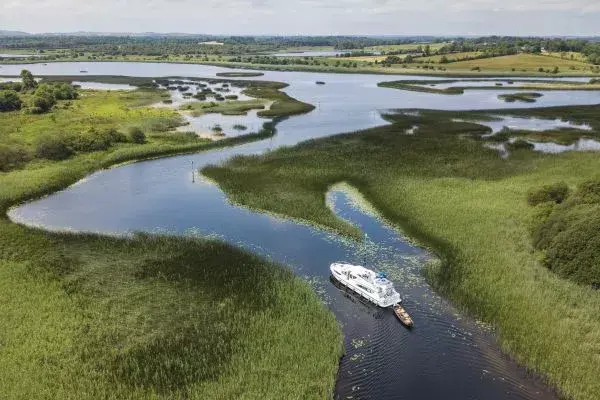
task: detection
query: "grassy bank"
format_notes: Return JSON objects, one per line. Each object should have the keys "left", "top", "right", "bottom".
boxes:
{"left": 203, "top": 106, "right": 600, "bottom": 400}
{"left": 241, "top": 81, "right": 315, "bottom": 117}
{"left": 0, "top": 82, "right": 343, "bottom": 399}
{"left": 3, "top": 56, "right": 599, "bottom": 78}
{"left": 378, "top": 78, "right": 600, "bottom": 95}
{"left": 378, "top": 81, "right": 464, "bottom": 94}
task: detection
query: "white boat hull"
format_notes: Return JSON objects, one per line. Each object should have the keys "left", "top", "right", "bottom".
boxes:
{"left": 330, "top": 262, "right": 401, "bottom": 308}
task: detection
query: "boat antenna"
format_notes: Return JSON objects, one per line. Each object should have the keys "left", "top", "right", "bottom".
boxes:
{"left": 363, "top": 233, "right": 368, "bottom": 265}
{"left": 192, "top": 160, "right": 195, "bottom": 183}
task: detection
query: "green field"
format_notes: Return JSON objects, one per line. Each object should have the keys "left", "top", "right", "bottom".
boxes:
{"left": 415, "top": 51, "right": 483, "bottom": 63}
{"left": 203, "top": 106, "right": 600, "bottom": 400}
{"left": 440, "top": 53, "right": 593, "bottom": 72}
{"left": 0, "top": 80, "right": 343, "bottom": 399}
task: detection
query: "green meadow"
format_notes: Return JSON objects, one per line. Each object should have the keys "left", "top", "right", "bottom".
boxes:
{"left": 203, "top": 106, "right": 600, "bottom": 400}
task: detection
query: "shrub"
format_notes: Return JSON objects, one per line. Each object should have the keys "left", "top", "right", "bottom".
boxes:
{"left": 574, "top": 180, "right": 600, "bottom": 204}
{"left": 31, "top": 84, "right": 57, "bottom": 113}
{"left": 0, "top": 90, "right": 23, "bottom": 112}
{"left": 527, "top": 182, "right": 570, "bottom": 206}
{"left": 103, "top": 128, "right": 127, "bottom": 143}
{"left": 530, "top": 180, "right": 600, "bottom": 286}
{"left": 128, "top": 127, "right": 146, "bottom": 144}
{"left": 68, "top": 128, "right": 117, "bottom": 152}
{"left": 535, "top": 206, "right": 600, "bottom": 286}
{"left": 0, "top": 145, "right": 29, "bottom": 171}
{"left": 35, "top": 137, "right": 73, "bottom": 160}
{"left": 0, "top": 81, "right": 23, "bottom": 92}
{"left": 53, "top": 83, "right": 78, "bottom": 100}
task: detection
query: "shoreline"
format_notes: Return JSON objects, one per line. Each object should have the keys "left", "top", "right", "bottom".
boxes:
{"left": 2, "top": 58, "right": 599, "bottom": 78}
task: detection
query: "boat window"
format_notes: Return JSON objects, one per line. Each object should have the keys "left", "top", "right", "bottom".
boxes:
{"left": 357, "top": 284, "right": 373, "bottom": 293}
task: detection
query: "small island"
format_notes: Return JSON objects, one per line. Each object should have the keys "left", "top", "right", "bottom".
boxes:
{"left": 498, "top": 92, "right": 543, "bottom": 103}
{"left": 216, "top": 72, "right": 265, "bottom": 77}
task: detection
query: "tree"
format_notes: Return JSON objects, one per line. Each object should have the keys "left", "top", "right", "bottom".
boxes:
{"left": 30, "top": 84, "right": 57, "bottom": 113}
{"left": 440, "top": 55, "right": 449, "bottom": 64}
{"left": 20, "top": 69, "right": 37, "bottom": 91}
{"left": 0, "top": 90, "right": 22, "bottom": 112}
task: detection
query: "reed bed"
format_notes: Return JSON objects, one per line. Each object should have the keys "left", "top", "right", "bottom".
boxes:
{"left": 203, "top": 105, "right": 600, "bottom": 400}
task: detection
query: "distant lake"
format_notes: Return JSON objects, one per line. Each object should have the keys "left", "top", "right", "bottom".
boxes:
{"left": 0, "top": 53, "right": 40, "bottom": 58}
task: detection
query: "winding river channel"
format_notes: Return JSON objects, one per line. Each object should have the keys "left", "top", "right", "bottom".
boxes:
{"left": 6, "top": 62, "right": 600, "bottom": 399}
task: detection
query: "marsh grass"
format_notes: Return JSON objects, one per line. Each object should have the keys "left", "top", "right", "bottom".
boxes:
{"left": 379, "top": 79, "right": 600, "bottom": 94}
{"left": 203, "top": 105, "right": 600, "bottom": 400}
{"left": 242, "top": 82, "right": 316, "bottom": 117}
{"left": 378, "top": 81, "right": 464, "bottom": 94}
{"left": 181, "top": 99, "right": 267, "bottom": 116}
{"left": 0, "top": 223, "right": 342, "bottom": 399}
{"left": 0, "top": 81, "right": 342, "bottom": 399}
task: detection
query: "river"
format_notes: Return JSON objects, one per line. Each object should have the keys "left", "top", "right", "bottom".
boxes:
{"left": 7, "top": 61, "right": 599, "bottom": 399}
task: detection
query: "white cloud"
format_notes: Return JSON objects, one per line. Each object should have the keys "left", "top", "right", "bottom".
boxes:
{"left": 0, "top": 0, "right": 598, "bottom": 35}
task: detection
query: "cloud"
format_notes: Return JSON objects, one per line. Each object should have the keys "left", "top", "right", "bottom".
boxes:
{"left": 0, "top": 0, "right": 598, "bottom": 35}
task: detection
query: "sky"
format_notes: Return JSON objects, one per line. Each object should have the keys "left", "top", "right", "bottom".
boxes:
{"left": 1, "top": 0, "right": 599, "bottom": 36}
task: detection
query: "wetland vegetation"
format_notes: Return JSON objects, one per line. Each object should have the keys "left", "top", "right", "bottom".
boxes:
{"left": 379, "top": 78, "right": 600, "bottom": 94}
{"left": 203, "top": 105, "right": 600, "bottom": 400}
{"left": 498, "top": 92, "right": 543, "bottom": 103}
{"left": 0, "top": 71, "right": 342, "bottom": 399}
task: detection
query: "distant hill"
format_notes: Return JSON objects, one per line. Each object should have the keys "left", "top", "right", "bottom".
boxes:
{"left": 0, "top": 30, "right": 30, "bottom": 36}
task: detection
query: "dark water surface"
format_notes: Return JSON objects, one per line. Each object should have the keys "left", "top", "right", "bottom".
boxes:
{"left": 7, "top": 62, "right": 595, "bottom": 399}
